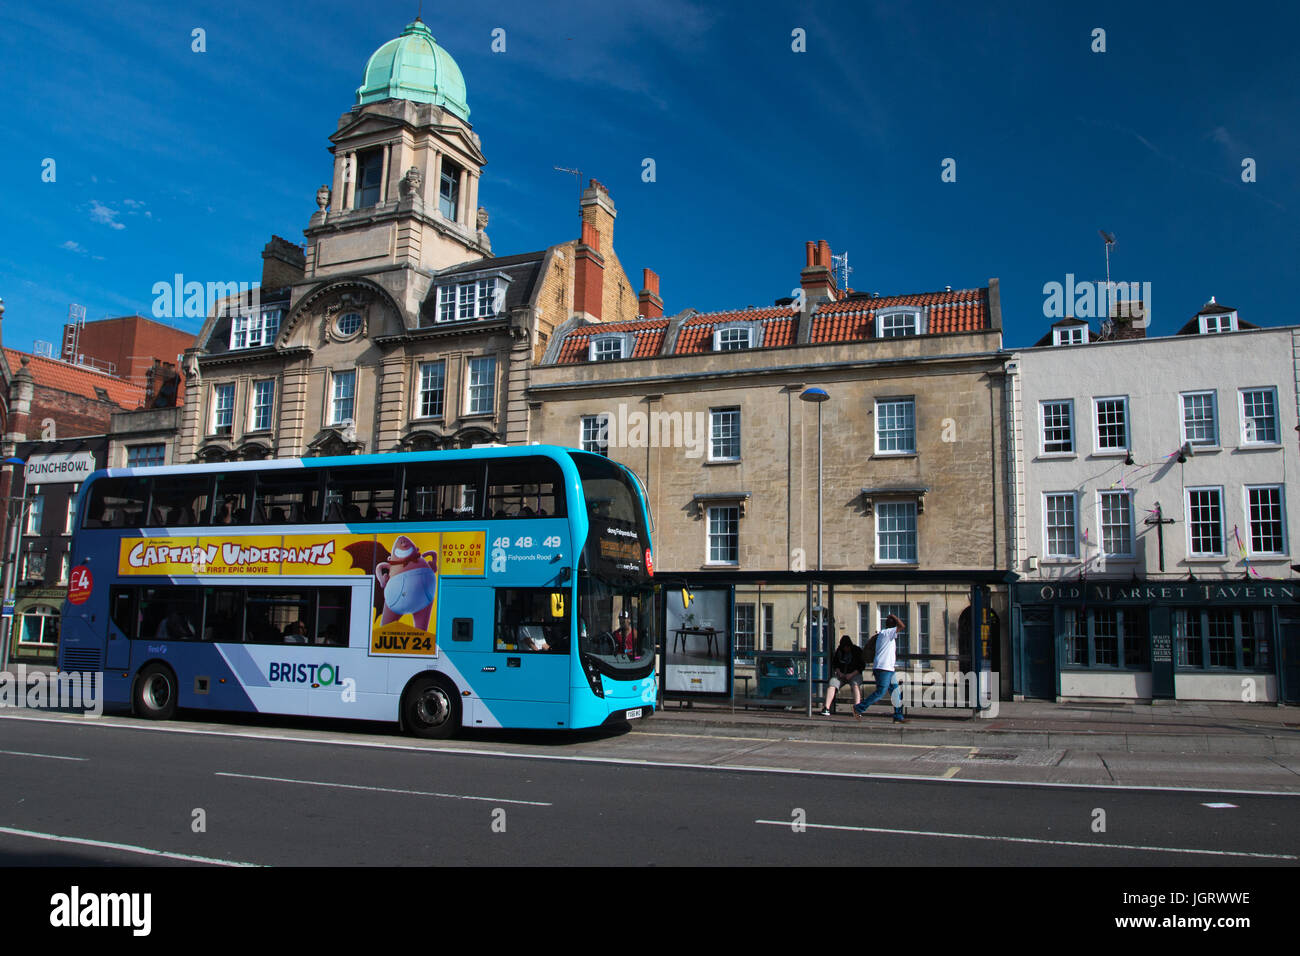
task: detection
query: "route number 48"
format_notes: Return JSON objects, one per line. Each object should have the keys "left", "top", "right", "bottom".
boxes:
{"left": 492, "top": 535, "right": 561, "bottom": 549}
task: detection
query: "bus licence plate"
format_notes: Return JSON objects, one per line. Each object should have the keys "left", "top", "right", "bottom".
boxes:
{"left": 625, "top": 708, "right": 642, "bottom": 720}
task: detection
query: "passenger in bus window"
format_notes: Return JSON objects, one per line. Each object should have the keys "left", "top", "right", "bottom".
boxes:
{"left": 156, "top": 610, "right": 196, "bottom": 641}
{"left": 283, "top": 620, "right": 309, "bottom": 644}
{"left": 216, "top": 496, "right": 239, "bottom": 525}
{"left": 315, "top": 623, "right": 342, "bottom": 646}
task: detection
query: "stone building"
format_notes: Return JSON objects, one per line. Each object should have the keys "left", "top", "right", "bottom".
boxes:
{"left": 531, "top": 240, "right": 1014, "bottom": 702}
{"left": 177, "top": 19, "right": 645, "bottom": 463}
{"left": 1007, "top": 300, "right": 1300, "bottom": 703}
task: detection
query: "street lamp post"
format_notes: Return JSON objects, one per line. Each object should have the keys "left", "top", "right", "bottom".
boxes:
{"left": 799, "top": 388, "right": 829, "bottom": 717}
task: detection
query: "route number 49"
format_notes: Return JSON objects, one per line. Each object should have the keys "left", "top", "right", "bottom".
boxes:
{"left": 492, "top": 535, "right": 561, "bottom": 549}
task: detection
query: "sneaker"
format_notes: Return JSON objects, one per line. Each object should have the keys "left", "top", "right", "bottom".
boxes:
{"left": 819, "top": 709, "right": 831, "bottom": 717}
{"left": 893, "top": 715, "right": 906, "bottom": 724}
{"left": 853, "top": 704, "right": 867, "bottom": 716}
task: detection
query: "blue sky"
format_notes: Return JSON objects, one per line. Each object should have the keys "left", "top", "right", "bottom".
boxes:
{"left": 1, "top": 0, "right": 1296, "bottom": 354}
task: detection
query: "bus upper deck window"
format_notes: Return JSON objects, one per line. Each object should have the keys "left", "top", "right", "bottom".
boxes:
{"left": 84, "top": 477, "right": 149, "bottom": 529}
{"left": 149, "top": 475, "right": 210, "bottom": 527}
{"left": 211, "top": 473, "right": 254, "bottom": 525}
{"left": 255, "top": 469, "right": 322, "bottom": 524}
{"left": 485, "top": 457, "right": 565, "bottom": 519}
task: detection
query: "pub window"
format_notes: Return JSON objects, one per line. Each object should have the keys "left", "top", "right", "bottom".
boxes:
{"left": 1173, "top": 608, "right": 1269, "bottom": 671}
{"left": 1061, "top": 607, "right": 1147, "bottom": 669}
{"left": 401, "top": 461, "right": 485, "bottom": 521}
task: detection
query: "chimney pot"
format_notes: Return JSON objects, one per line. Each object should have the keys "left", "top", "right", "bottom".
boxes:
{"left": 805, "top": 241, "right": 816, "bottom": 268}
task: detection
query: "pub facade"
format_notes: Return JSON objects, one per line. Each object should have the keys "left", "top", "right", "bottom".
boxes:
{"left": 1007, "top": 308, "right": 1300, "bottom": 703}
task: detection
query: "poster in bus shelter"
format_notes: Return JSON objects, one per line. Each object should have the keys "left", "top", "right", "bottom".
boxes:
{"left": 117, "top": 531, "right": 485, "bottom": 656}
{"left": 664, "top": 587, "right": 731, "bottom": 697}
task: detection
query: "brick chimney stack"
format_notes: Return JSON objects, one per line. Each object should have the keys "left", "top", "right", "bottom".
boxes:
{"left": 580, "top": 179, "right": 616, "bottom": 248}
{"left": 573, "top": 220, "right": 605, "bottom": 321}
{"left": 1110, "top": 298, "right": 1148, "bottom": 339}
{"left": 638, "top": 268, "right": 663, "bottom": 319}
{"left": 799, "top": 239, "right": 838, "bottom": 310}
{"left": 262, "top": 235, "right": 306, "bottom": 290}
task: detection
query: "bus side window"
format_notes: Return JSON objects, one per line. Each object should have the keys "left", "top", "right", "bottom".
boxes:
{"left": 254, "top": 469, "right": 322, "bottom": 525}
{"left": 203, "top": 589, "right": 244, "bottom": 643}
{"left": 211, "top": 473, "right": 254, "bottom": 525}
{"left": 485, "top": 457, "right": 565, "bottom": 520}
{"left": 401, "top": 462, "right": 484, "bottom": 521}
{"left": 85, "top": 478, "right": 149, "bottom": 529}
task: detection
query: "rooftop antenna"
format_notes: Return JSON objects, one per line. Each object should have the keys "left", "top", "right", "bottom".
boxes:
{"left": 1099, "top": 230, "right": 1116, "bottom": 319}
{"left": 554, "top": 167, "right": 583, "bottom": 227}
{"left": 830, "top": 251, "right": 853, "bottom": 292}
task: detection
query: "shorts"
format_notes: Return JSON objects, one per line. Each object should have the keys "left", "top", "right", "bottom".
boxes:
{"left": 829, "top": 672, "right": 862, "bottom": 689}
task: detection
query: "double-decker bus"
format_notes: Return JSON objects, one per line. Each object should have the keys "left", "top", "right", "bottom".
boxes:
{"left": 57, "top": 446, "right": 658, "bottom": 736}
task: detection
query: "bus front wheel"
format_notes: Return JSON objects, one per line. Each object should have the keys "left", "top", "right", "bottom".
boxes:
{"left": 133, "top": 664, "right": 178, "bottom": 720}
{"left": 402, "top": 675, "right": 460, "bottom": 739}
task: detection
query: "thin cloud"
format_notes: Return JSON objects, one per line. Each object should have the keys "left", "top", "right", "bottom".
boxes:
{"left": 89, "top": 200, "right": 126, "bottom": 230}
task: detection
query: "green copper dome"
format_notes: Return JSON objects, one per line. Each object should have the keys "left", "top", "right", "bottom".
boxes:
{"left": 356, "top": 19, "right": 470, "bottom": 121}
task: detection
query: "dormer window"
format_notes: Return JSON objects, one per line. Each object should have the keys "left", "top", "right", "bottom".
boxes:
{"left": 877, "top": 309, "right": 922, "bottom": 337}
{"left": 712, "top": 320, "right": 762, "bottom": 351}
{"left": 1053, "top": 325, "right": 1088, "bottom": 346}
{"left": 716, "top": 327, "right": 751, "bottom": 351}
{"left": 589, "top": 333, "right": 633, "bottom": 362}
{"left": 1200, "top": 312, "right": 1238, "bottom": 334}
{"left": 229, "top": 309, "right": 282, "bottom": 350}
{"left": 436, "top": 277, "right": 504, "bottom": 323}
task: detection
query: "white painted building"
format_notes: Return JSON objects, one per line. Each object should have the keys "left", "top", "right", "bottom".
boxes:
{"left": 1006, "top": 302, "right": 1300, "bottom": 703}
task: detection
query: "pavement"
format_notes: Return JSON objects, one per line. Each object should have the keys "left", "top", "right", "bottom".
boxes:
{"left": 643, "top": 697, "right": 1300, "bottom": 755}
{"left": 7, "top": 659, "right": 1298, "bottom": 755}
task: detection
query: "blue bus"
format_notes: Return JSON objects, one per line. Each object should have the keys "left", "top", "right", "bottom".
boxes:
{"left": 57, "top": 446, "right": 658, "bottom": 736}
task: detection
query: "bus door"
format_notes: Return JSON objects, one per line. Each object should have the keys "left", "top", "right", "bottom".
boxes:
{"left": 483, "top": 586, "right": 571, "bottom": 707}
{"left": 104, "top": 586, "right": 133, "bottom": 671}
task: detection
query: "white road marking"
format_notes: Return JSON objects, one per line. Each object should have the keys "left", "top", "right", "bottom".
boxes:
{"left": 753, "top": 819, "right": 1297, "bottom": 860}
{"left": 4, "top": 711, "right": 1300, "bottom": 797}
{"left": 1201, "top": 802, "right": 1238, "bottom": 809}
{"left": 0, "top": 749, "right": 87, "bottom": 762}
{"left": 216, "top": 772, "right": 552, "bottom": 806}
{"left": 0, "top": 824, "right": 259, "bottom": 866}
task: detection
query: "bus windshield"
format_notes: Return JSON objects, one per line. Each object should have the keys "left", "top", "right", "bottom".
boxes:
{"left": 573, "top": 453, "right": 655, "bottom": 676}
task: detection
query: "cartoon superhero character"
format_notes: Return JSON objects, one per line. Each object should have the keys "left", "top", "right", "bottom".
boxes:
{"left": 374, "top": 535, "right": 439, "bottom": 630}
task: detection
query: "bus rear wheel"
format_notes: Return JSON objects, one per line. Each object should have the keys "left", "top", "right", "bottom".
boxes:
{"left": 402, "top": 675, "right": 460, "bottom": 739}
{"left": 134, "top": 664, "right": 178, "bottom": 720}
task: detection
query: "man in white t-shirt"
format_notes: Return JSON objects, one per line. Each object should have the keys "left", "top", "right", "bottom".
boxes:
{"left": 853, "top": 614, "right": 906, "bottom": 722}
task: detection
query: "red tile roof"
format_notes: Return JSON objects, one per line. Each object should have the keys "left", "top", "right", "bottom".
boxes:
{"left": 6, "top": 349, "right": 147, "bottom": 409}
{"left": 547, "top": 287, "right": 990, "bottom": 364}
{"left": 810, "top": 288, "right": 989, "bottom": 342}
{"left": 555, "top": 319, "right": 669, "bottom": 364}
{"left": 673, "top": 306, "right": 797, "bottom": 354}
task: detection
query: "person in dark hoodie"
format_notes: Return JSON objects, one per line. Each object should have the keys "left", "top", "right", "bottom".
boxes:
{"left": 854, "top": 613, "right": 907, "bottom": 723}
{"left": 821, "top": 634, "right": 865, "bottom": 716}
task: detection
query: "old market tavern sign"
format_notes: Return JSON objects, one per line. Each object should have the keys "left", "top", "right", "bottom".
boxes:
{"left": 1029, "top": 581, "right": 1297, "bottom": 605}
